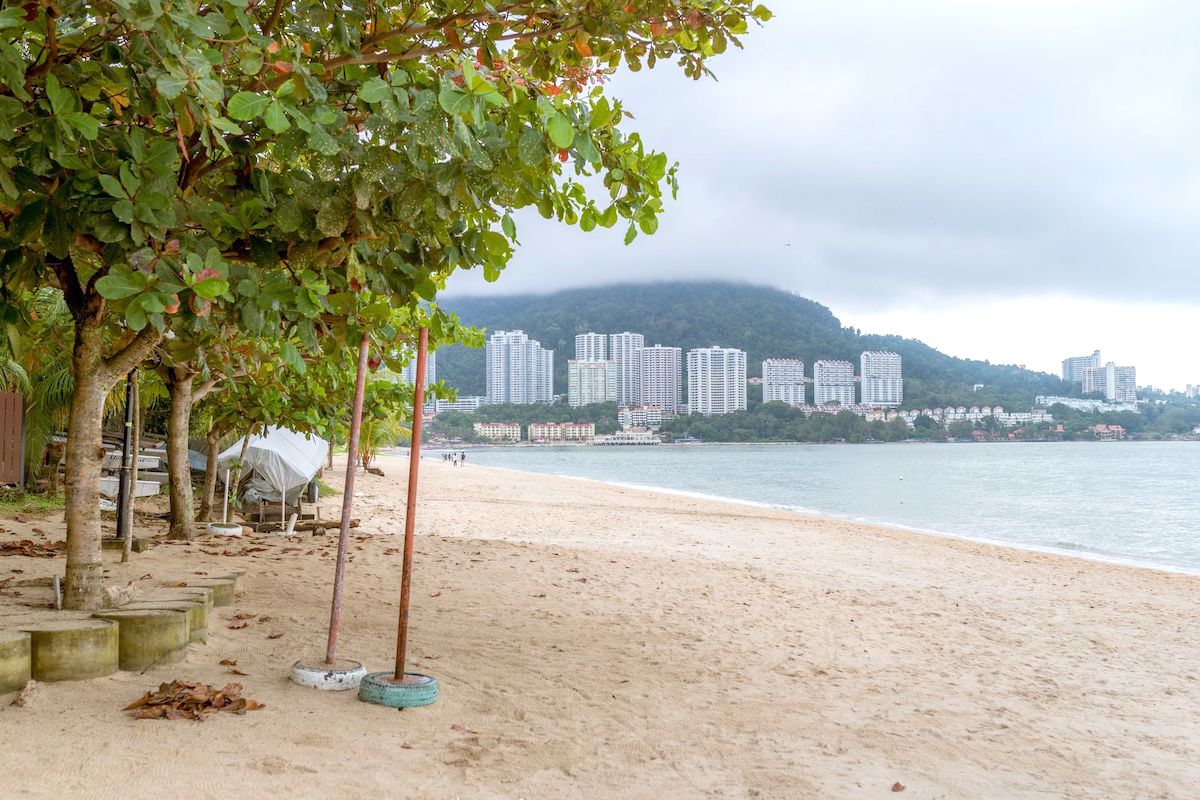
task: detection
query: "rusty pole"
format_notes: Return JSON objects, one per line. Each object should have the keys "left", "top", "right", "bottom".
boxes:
{"left": 324, "top": 332, "right": 371, "bottom": 665}
{"left": 394, "top": 327, "right": 429, "bottom": 681}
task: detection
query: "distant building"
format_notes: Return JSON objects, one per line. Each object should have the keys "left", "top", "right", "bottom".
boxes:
{"left": 400, "top": 349, "right": 437, "bottom": 388}
{"left": 473, "top": 421, "right": 521, "bottom": 442}
{"left": 1082, "top": 362, "right": 1137, "bottom": 403}
{"left": 574, "top": 332, "right": 608, "bottom": 362}
{"left": 813, "top": 360, "right": 855, "bottom": 406}
{"left": 528, "top": 422, "right": 595, "bottom": 442}
{"left": 637, "top": 345, "right": 682, "bottom": 416}
{"left": 762, "top": 359, "right": 806, "bottom": 405}
{"left": 1062, "top": 350, "right": 1101, "bottom": 384}
{"left": 1187, "top": 384, "right": 1198, "bottom": 399}
{"left": 687, "top": 347, "right": 747, "bottom": 416}
{"left": 609, "top": 332, "right": 645, "bottom": 407}
{"left": 592, "top": 429, "right": 661, "bottom": 445}
{"left": 619, "top": 406, "right": 663, "bottom": 431}
{"left": 1089, "top": 423, "right": 1126, "bottom": 441}
{"left": 432, "top": 395, "right": 486, "bottom": 414}
{"left": 860, "top": 351, "right": 902, "bottom": 407}
{"left": 486, "top": 330, "right": 553, "bottom": 405}
{"left": 1036, "top": 395, "right": 1138, "bottom": 413}
{"left": 567, "top": 359, "right": 617, "bottom": 407}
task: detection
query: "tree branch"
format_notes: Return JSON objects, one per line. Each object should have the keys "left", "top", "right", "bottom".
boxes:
{"left": 104, "top": 325, "right": 164, "bottom": 382}
{"left": 261, "top": 0, "right": 286, "bottom": 37}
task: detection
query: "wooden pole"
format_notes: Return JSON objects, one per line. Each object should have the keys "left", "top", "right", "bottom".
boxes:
{"left": 324, "top": 333, "right": 371, "bottom": 664}
{"left": 394, "top": 328, "right": 428, "bottom": 681}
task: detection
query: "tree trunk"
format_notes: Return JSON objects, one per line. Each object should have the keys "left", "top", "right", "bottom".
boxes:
{"left": 164, "top": 368, "right": 196, "bottom": 540}
{"left": 62, "top": 317, "right": 109, "bottom": 610}
{"left": 199, "top": 423, "right": 223, "bottom": 522}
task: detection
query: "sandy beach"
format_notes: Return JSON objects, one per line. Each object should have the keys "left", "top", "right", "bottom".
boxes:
{"left": 1, "top": 453, "right": 1198, "bottom": 799}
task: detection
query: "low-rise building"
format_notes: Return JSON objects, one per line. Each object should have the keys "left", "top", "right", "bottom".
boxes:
{"left": 432, "top": 395, "right": 487, "bottom": 414}
{"left": 528, "top": 422, "right": 596, "bottom": 442}
{"left": 473, "top": 421, "right": 521, "bottom": 442}
{"left": 1089, "top": 424, "right": 1126, "bottom": 441}
{"left": 591, "top": 429, "right": 661, "bottom": 445}
{"left": 618, "top": 406, "right": 663, "bottom": 431}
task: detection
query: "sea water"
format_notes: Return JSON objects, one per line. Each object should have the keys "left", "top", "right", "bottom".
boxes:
{"left": 458, "top": 441, "right": 1200, "bottom": 574}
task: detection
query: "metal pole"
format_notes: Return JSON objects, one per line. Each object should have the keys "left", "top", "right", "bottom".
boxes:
{"left": 395, "top": 328, "right": 428, "bottom": 681}
{"left": 324, "top": 332, "right": 371, "bottom": 664}
{"left": 115, "top": 372, "right": 134, "bottom": 544}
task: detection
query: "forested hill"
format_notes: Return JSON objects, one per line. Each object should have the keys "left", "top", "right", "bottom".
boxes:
{"left": 435, "top": 282, "right": 1068, "bottom": 409}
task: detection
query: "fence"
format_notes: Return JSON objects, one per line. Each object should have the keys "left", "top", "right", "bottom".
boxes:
{"left": 0, "top": 392, "right": 23, "bottom": 488}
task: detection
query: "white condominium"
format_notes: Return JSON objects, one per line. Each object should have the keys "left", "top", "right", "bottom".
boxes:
{"left": 637, "top": 345, "right": 682, "bottom": 416}
{"left": 567, "top": 359, "right": 616, "bottom": 407}
{"left": 813, "top": 359, "right": 855, "bottom": 405}
{"left": 574, "top": 332, "right": 608, "bottom": 362}
{"left": 860, "top": 351, "right": 903, "bottom": 407}
{"left": 687, "top": 346, "right": 747, "bottom": 416}
{"left": 485, "top": 330, "right": 554, "bottom": 405}
{"left": 610, "top": 331, "right": 645, "bottom": 407}
{"left": 400, "top": 349, "right": 436, "bottom": 388}
{"left": 1082, "top": 361, "right": 1137, "bottom": 403}
{"left": 1062, "top": 350, "right": 1101, "bottom": 384}
{"left": 762, "top": 358, "right": 806, "bottom": 405}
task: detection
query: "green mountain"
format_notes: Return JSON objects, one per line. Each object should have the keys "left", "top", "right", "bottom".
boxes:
{"left": 436, "top": 281, "right": 1069, "bottom": 409}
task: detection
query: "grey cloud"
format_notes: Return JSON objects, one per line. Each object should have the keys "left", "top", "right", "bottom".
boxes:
{"left": 446, "top": 0, "right": 1200, "bottom": 309}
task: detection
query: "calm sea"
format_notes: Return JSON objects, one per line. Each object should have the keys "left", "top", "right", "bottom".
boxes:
{"left": 455, "top": 441, "right": 1200, "bottom": 574}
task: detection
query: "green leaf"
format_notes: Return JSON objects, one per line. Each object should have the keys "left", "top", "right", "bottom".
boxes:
{"left": 192, "top": 276, "right": 229, "bottom": 300}
{"left": 501, "top": 213, "right": 516, "bottom": 240}
{"left": 752, "top": 4, "right": 774, "bottom": 22}
{"left": 62, "top": 112, "right": 99, "bottom": 140}
{"left": 43, "top": 204, "right": 72, "bottom": 258}
{"left": 45, "top": 75, "right": 72, "bottom": 115}
{"left": 280, "top": 340, "right": 306, "bottom": 373}
{"left": 638, "top": 214, "right": 659, "bottom": 235}
{"left": 358, "top": 77, "right": 391, "bottom": 103}
{"left": 518, "top": 127, "right": 545, "bottom": 165}
{"left": 580, "top": 207, "right": 597, "bottom": 232}
{"left": 10, "top": 200, "right": 45, "bottom": 243}
{"left": 624, "top": 224, "right": 637, "bottom": 245}
{"left": 99, "top": 173, "right": 126, "bottom": 199}
{"left": 227, "top": 91, "right": 270, "bottom": 121}
{"left": 95, "top": 266, "right": 146, "bottom": 300}
{"left": 438, "top": 86, "right": 473, "bottom": 115}
{"left": 112, "top": 199, "right": 135, "bottom": 223}
{"left": 590, "top": 97, "right": 612, "bottom": 130}
{"left": 155, "top": 74, "right": 189, "bottom": 99}
{"left": 546, "top": 114, "right": 575, "bottom": 149}
{"left": 125, "top": 300, "right": 148, "bottom": 331}
{"left": 263, "top": 101, "right": 290, "bottom": 133}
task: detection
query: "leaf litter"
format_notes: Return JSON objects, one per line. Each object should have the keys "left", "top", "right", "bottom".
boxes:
{"left": 124, "top": 681, "right": 264, "bottom": 720}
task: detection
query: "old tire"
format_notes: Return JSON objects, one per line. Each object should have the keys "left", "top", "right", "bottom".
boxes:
{"left": 358, "top": 671, "right": 439, "bottom": 708}
{"left": 290, "top": 658, "right": 366, "bottom": 691}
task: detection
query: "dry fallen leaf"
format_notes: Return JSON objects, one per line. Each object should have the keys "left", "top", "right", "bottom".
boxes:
{"left": 218, "top": 658, "right": 237, "bottom": 666}
{"left": 429, "top": 591, "right": 442, "bottom": 597}
{"left": 891, "top": 782, "right": 906, "bottom": 793}
{"left": 233, "top": 611, "right": 256, "bottom": 620}
{"left": 266, "top": 632, "right": 284, "bottom": 639}
{"left": 400, "top": 741, "right": 413, "bottom": 750}
{"left": 227, "top": 620, "right": 249, "bottom": 629}
{"left": 124, "top": 680, "right": 264, "bottom": 721}
{"left": 228, "top": 668, "right": 250, "bottom": 676}
{"left": 9, "top": 679, "right": 36, "bottom": 707}
{"left": 450, "top": 723, "right": 479, "bottom": 734}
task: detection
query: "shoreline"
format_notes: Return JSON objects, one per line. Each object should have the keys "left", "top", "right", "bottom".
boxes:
{"left": 431, "top": 455, "right": 1200, "bottom": 580}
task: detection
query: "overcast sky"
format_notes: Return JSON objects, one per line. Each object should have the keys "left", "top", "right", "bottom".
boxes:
{"left": 445, "top": 1, "right": 1200, "bottom": 391}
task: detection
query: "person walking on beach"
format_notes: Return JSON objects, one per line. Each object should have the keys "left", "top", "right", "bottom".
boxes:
{"left": 460, "top": 451, "right": 467, "bottom": 466}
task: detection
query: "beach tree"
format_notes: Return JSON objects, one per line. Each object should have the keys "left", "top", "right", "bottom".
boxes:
{"left": 0, "top": 0, "right": 770, "bottom": 609}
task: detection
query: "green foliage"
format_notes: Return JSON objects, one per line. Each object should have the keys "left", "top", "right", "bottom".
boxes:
{"left": 660, "top": 404, "right": 918, "bottom": 444}
{"left": 436, "top": 282, "right": 1070, "bottom": 407}
{"left": 0, "top": 487, "right": 64, "bottom": 515}
{"left": 428, "top": 402, "right": 620, "bottom": 441}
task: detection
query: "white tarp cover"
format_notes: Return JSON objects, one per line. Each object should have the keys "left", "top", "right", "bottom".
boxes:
{"left": 217, "top": 427, "right": 328, "bottom": 494}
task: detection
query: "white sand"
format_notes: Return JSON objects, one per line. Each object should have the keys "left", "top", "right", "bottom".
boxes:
{"left": 1, "top": 453, "right": 1198, "bottom": 799}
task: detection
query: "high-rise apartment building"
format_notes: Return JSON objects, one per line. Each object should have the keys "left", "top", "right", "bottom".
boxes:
{"left": 1062, "top": 350, "right": 1101, "bottom": 384}
{"left": 485, "top": 330, "right": 554, "bottom": 405}
{"left": 567, "top": 359, "right": 617, "bottom": 407}
{"left": 400, "top": 349, "right": 436, "bottom": 388}
{"left": 813, "top": 360, "right": 855, "bottom": 405}
{"left": 574, "top": 332, "right": 608, "bottom": 362}
{"left": 1082, "top": 362, "right": 1137, "bottom": 403}
{"left": 686, "top": 347, "right": 747, "bottom": 416}
{"left": 762, "top": 359, "right": 806, "bottom": 405}
{"left": 637, "top": 345, "right": 682, "bottom": 416}
{"left": 610, "top": 332, "right": 645, "bottom": 407}
{"left": 860, "top": 351, "right": 903, "bottom": 407}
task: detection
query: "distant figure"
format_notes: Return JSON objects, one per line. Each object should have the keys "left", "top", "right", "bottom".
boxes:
{"left": 460, "top": 451, "right": 467, "bottom": 466}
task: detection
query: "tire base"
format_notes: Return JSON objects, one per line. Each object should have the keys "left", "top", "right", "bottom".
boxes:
{"left": 358, "top": 671, "right": 439, "bottom": 708}
{"left": 290, "top": 658, "right": 367, "bottom": 691}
